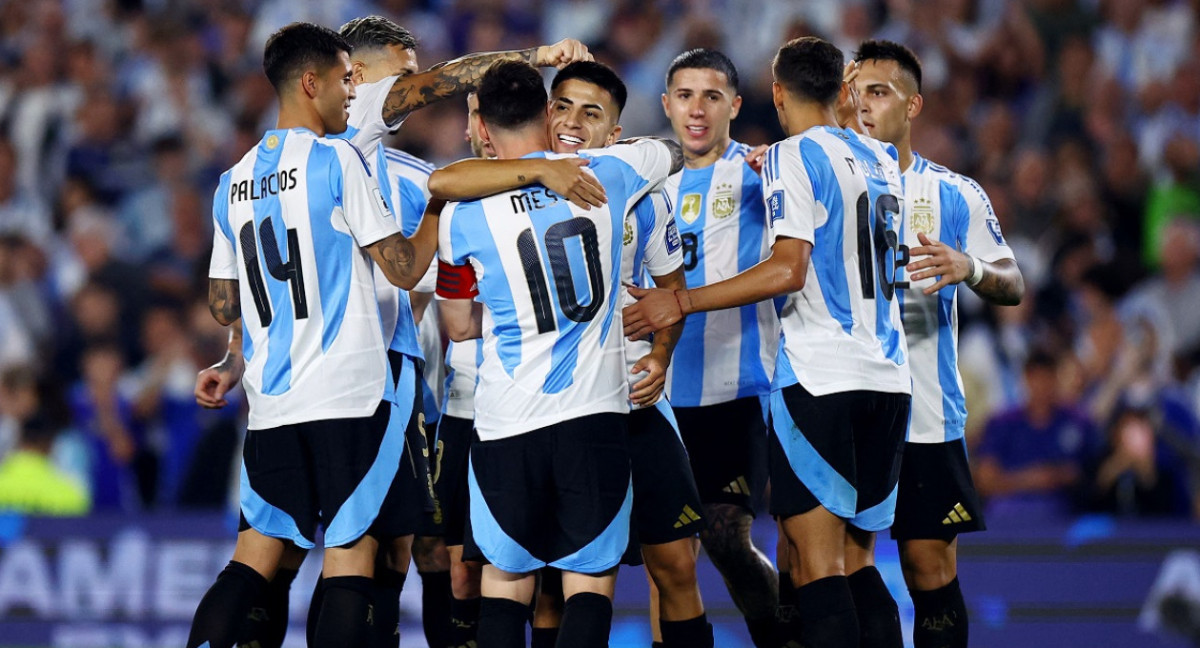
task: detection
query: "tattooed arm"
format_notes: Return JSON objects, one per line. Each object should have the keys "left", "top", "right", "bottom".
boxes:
{"left": 365, "top": 198, "right": 446, "bottom": 290}
{"left": 208, "top": 278, "right": 240, "bottom": 326}
{"left": 906, "top": 233, "right": 1025, "bottom": 305}
{"left": 969, "top": 258, "right": 1025, "bottom": 305}
{"left": 381, "top": 39, "right": 591, "bottom": 125}
{"left": 195, "top": 323, "right": 244, "bottom": 409}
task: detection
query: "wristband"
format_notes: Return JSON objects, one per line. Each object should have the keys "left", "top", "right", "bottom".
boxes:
{"left": 966, "top": 256, "right": 985, "bottom": 287}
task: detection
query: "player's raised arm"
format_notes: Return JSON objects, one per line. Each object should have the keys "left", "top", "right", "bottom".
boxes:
{"left": 381, "top": 39, "right": 592, "bottom": 124}
{"left": 613, "top": 136, "right": 686, "bottom": 176}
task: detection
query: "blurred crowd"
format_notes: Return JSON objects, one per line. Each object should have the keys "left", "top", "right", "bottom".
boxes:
{"left": 0, "top": 0, "right": 1198, "bottom": 521}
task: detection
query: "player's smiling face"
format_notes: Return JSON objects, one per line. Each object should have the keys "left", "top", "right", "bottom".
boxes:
{"left": 318, "top": 51, "right": 356, "bottom": 135}
{"left": 662, "top": 67, "right": 741, "bottom": 163}
{"left": 548, "top": 79, "right": 621, "bottom": 154}
{"left": 854, "top": 59, "right": 915, "bottom": 146}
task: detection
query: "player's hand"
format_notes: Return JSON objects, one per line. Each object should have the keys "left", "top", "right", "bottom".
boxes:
{"left": 536, "top": 39, "right": 593, "bottom": 69}
{"left": 623, "top": 285, "right": 685, "bottom": 340}
{"left": 906, "top": 232, "right": 971, "bottom": 295}
{"left": 630, "top": 349, "right": 669, "bottom": 407}
{"left": 194, "top": 354, "right": 244, "bottom": 409}
{"left": 745, "top": 144, "right": 769, "bottom": 174}
{"left": 539, "top": 158, "right": 607, "bottom": 209}
{"left": 837, "top": 61, "right": 865, "bottom": 132}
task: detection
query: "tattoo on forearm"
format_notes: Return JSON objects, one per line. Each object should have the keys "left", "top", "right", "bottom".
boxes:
{"left": 382, "top": 48, "right": 539, "bottom": 123}
{"left": 973, "top": 260, "right": 1024, "bottom": 306}
{"left": 615, "top": 136, "right": 685, "bottom": 174}
{"left": 377, "top": 235, "right": 418, "bottom": 280}
{"left": 208, "top": 279, "right": 240, "bottom": 325}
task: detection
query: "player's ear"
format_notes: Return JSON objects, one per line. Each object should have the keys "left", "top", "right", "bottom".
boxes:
{"left": 730, "top": 94, "right": 743, "bottom": 120}
{"left": 476, "top": 114, "right": 492, "bottom": 148}
{"left": 660, "top": 93, "right": 670, "bottom": 118}
{"left": 604, "top": 124, "right": 623, "bottom": 147}
{"left": 908, "top": 93, "right": 924, "bottom": 121}
{"left": 351, "top": 60, "right": 367, "bottom": 85}
{"left": 301, "top": 70, "right": 319, "bottom": 98}
{"left": 771, "top": 82, "right": 784, "bottom": 111}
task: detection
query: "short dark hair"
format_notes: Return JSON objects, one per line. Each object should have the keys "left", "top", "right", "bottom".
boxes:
{"left": 772, "top": 37, "right": 844, "bottom": 105}
{"left": 552, "top": 61, "right": 628, "bottom": 116}
{"left": 854, "top": 39, "right": 923, "bottom": 92}
{"left": 477, "top": 61, "right": 547, "bottom": 130}
{"left": 339, "top": 15, "right": 418, "bottom": 52}
{"left": 263, "top": 22, "right": 352, "bottom": 91}
{"left": 1024, "top": 348, "right": 1060, "bottom": 373}
{"left": 665, "top": 48, "right": 739, "bottom": 92}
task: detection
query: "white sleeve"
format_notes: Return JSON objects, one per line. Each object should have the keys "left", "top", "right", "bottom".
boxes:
{"left": 347, "top": 75, "right": 403, "bottom": 152}
{"left": 762, "top": 141, "right": 817, "bottom": 245}
{"left": 959, "top": 176, "right": 1015, "bottom": 263}
{"left": 585, "top": 139, "right": 674, "bottom": 192}
{"left": 336, "top": 143, "right": 402, "bottom": 247}
{"left": 640, "top": 191, "right": 683, "bottom": 277}
{"left": 438, "top": 202, "right": 466, "bottom": 266}
{"left": 208, "top": 179, "right": 238, "bottom": 280}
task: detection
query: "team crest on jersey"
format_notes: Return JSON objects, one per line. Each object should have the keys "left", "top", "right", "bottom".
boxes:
{"left": 680, "top": 193, "right": 702, "bottom": 224}
{"left": 265, "top": 134, "right": 280, "bottom": 150}
{"left": 711, "top": 184, "right": 735, "bottom": 220}
{"left": 623, "top": 215, "right": 634, "bottom": 246}
{"left": 911, "top": 197, "right": 935, "bottom": 236}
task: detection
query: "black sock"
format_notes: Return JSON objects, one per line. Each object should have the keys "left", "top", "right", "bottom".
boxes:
{"left": 746, "top": 614, "right": 778, "bottom": 648}
{"left": 478, "top": 597, "right": 528, "bottom": 648}
{"left": 449, "top": 596, "right": 481, "bottom": 648}
{"left": 795, "top": 575, "right": 858, "bottom": 648}
{"left": 312, "top": 576, "right": 374, "bottom": 648}
{"left": 848, "top": 566, "right": 902, "bottom": 648}
{"left": 305, "top": 576, "right": 325, "bottom": 648}
{"left": 236, "top": 566, "right": 296, "bottom": 648}
{"left": 421, "top": 570, "right": 452, "bottom": 648}
{"left": 374, "top": 568, "right": 407, "bottom": 648}
{"left": 187, "top": 561, "right": 268, "bottom": 648}
{"left": 910, "top": 577, "right": 968, "bottom": 648}
{"left": 777, "top": 570, "right": 802, "bottom": 646}
{"left": 531, "top": 627, "right": 559, "bottom": 648}
{"left": 652, "top": 643, "right": 666, "bottom": 648}
{"left": 661, "top": 613, "right": 714, "bottom": 648}
{"left": 556, "top": 592, "right": 612, "bottom": 648}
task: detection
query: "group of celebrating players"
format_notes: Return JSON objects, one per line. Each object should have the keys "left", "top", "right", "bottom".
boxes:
{"left": 185, "top": 13, "right": 1024, "bottom": 648}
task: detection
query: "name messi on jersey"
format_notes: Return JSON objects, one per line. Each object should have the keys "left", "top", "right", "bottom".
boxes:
{"left": 511, "top": 187, "right": 563, "bottom": 214}
{"left": 231, "top": 168, "right": 299, "bottom": 203}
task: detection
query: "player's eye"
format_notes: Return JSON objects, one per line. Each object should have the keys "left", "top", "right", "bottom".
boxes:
{"left": 586, "top": 111, "right": 599, "bottom": 119}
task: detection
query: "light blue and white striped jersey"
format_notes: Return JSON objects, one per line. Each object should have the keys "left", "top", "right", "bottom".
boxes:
{"left": 376, "top": 147, "right": 435, "bottom": 361}
{"left": 438, "top": 140, "right": 674, "bottom": 440}
{"left": 208, "top": 128, "right": 401, "bottom": 429}
{"left": 901, "top": 153, "right": 1014, "bottom": 443}
{"left": 763, "top": 126, "right": 910, "bottom": 396}
{"left": 622, "top": 190, "right": 683, "bottom": 409}
{"left": 442, "top": 335, "right": 482, "bottom": 420}
{"left": 330, "top": 77, "right": 425, "bottom": 362}
{"left": 663, "top": 140, "right": 779, "bottom": 407}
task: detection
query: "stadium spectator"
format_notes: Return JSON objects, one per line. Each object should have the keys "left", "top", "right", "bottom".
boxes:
{"left": 0, "top": 416, "right": 90, "bottom": 516}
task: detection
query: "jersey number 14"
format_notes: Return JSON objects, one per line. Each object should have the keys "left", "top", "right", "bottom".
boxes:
{"left": 240, "top": 218, "right": 308, "bottom": 327}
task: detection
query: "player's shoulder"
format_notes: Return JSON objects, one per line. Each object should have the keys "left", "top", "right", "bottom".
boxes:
{"left": 915, "top": 154, "right": 990, "bottom": 203}
{"left": 720, "top": 140, "right": 754, "bottom": 162}
{"left": 384, "top": 147, "right": 435, "bottom": 177}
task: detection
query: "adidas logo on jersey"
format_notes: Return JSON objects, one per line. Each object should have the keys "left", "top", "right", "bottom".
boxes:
{"left": 721, "top": 476, "right": 751, "bottom": 496}
{"left": 673, "top": 505, "right": 702, "bottom": 529}
{"left": 941, "top": 502, "right": 973, "bottom": 525}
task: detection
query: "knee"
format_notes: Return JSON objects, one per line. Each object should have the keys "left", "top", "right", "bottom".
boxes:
{"left": 646, "top": 548, "right": 698, "bottom": 594}
{"left": 699, "top": 506, "right": 751, "bottom": 563}
{"left": 900, "top": 541, "right": 955, "bottom": 590}
{"left": 451, "top": 560, "right": 482, "bottom": 599}
{"left": 413, "top": 536, "right": 451, "bottom": 572}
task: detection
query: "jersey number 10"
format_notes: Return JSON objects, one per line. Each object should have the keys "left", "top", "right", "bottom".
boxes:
{"left": 517, "top": 217, "right": 604, "bottom": 334}
{"left": 240, "top": 218, "right": 308, "bottom": 327}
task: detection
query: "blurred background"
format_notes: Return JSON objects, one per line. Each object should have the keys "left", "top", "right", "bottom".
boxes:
{"left": 0, "top": 0, "right": 1199, "bottom": 646}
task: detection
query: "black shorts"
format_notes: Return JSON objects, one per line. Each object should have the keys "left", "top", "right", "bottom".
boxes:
{"left": 674, "top": 397, "right": 767, "bottom": 513}
{"left": 891, "top": 439, "right": 986, "bottom": 541}
{"left": 390, "top": 352, "right": 439, "bottom": 539}
{"left": 434, "top": 415, "right": 475, "bottom": 547}
{"left": 239, "top": 357, "right": 427, "bottom": 548}
{"left": 630, "top": 401, "right": 704, "bottom": 545}
{"left": 464, "top": 413, "right": 631, "bottom": 574}
{"left": 767, "top": 383, "right": 909, "bottom": 532}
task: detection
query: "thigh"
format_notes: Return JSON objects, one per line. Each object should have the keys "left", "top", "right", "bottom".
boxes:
{"left": 674, "top": 397, "right": 766, "bottom": 512}
{"left": 847, "top": 391, "right": 910, "bottom": 532}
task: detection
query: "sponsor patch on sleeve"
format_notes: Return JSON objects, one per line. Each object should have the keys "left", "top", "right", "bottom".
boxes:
{"left": 768, "top": 190, "right": 785, "bottom": 223}
{"left": 665, "top": 218, "right": 682, "bottom": 253}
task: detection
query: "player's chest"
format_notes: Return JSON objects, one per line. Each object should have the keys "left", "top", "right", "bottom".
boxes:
{"left": 899, "top": 182, "right": 946, "bottom": 245}
{"left": 671, "top": 181, "right": 749, "bottom": 235}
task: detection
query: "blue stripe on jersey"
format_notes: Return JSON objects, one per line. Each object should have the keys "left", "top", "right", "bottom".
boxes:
{"left": 671, "top": 165, "right": 714, "bottom": 404}
{"left": 736, "top": 161, "right": 769, "bottom": 399}
{"left": 549, "top": 481, "right": 633, "bottom": 573}
{"left": 213, "top": 172, "right": 234, "bottom": 244}
{"left": 534, "top": 201, "right": 594, "bottom": 394}
{"left": 253, "top": 133, "right": 295, "bottom": 395}
{"left": 800, "top": 139, "right": 853, "bottom": 334}
{"left": 938, "top": 180, "right": 969, "bottom": 439}
{"left": 453, "top": 202, "right": 523, "bottom": 376}
{"left": 239, "top": 459, "right": 315, "bottom": 549}
{"left": 843, "top": 134, "right": 904, "bottom": 364}
{"left": 326, "top": 359, "right": 416, "bottom": 546}
{"left": 772, "top": 345, "right": 798, "bottom": 390}
{"left": 590, "top": 158, "right": 636, "bottom": 351}
{"left": 305, "top": 142, "right": 353, "bottom": 353}
{"left": 631, "top": 196, "right": 652, "bottom": 286}
{"left": 241, "top": 318, "right": 254, "bottom": 362}
{"left": 375, "top": 144, "right": 395, "bottom": 214}
{"left": 386, "top": 149, "right": 436, "bottom": 173}
{"left": 769, "top": 389, "right": 855, "bottom": 519}
{"left": 397, "top": 177, "right": 427, "bottom": 236}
